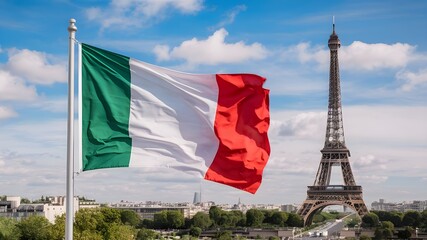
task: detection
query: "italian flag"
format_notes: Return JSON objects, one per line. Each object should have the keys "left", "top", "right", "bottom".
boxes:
{"left": 79, "top": 43, "right": 270, "bottom": 193}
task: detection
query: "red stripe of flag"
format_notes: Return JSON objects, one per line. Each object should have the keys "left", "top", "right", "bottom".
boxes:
{"left": 204, "top": 74, "right": 270, "bottom": 194}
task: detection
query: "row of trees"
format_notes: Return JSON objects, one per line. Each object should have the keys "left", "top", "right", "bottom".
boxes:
{"left": 0, "top": 206, "right": 303, "bottom": 240}
{"left": 359, "top": 210, "right": 427, "bottom": 240}
{"left": 362, "top": 210, "right": 427, "bottom": 228}
{"left": 0, "top": 208, "right": 141, "bottom": 240}
{"left": 141, "top": 206, "right": 303, "bottom": 230}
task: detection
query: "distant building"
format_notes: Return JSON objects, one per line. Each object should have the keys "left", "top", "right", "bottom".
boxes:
{"left": 110, "top": 201, "right": 193, "bottom": 219}
{"left": 193, "top": 192, "right": 201, "bottom": 204}
{"left": 0, "top": 195, "right": 99, "bottom": 223}
{"left": 371, "top": 198, "right": 427, "bottom": 212}
{"left": 281, "top": 204, "right": 298, "bottom": 213}
{"left": 79, "top": 198, "right": 101, "bottom": 209}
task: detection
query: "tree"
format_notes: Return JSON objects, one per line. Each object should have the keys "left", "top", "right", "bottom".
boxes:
{"left": 346, "top": 218, "right": 359, "bottom": 228}
{"left": 312, "top": 213, "right": 325, "bottom": 223}
{"left": 261, "top": 210, "right": 274, "bottom": 224}
{"left": 389, "top": 212, "right": 403, "bottom": 227}
{"left": 374, "top": 221, "right": 394, "bottom": 240}
{"left": 359, "top": 235, "right": 372, "bottom": 240}
{"left": 74, "top": 230, "right": 103, "bottom": 240}
{"left": 286, "top": 213, "right": 303, "bottom": 227}
{"left": 230, "top": 210, "right": 246, "bottom": 227}
{"left": 382, "top": 228, "right": 394, "bottom": 239}
{"left": 216, "top": 230, "right": 232, "bottom": 240}
{"left": 270, "top": 211, "right": 288, "bottom": 226}
{"left": 104, "top": 223, "right": 135, "bottom": 240}
{"left": 189, "top": 226, "right": 202, "bottom": 237}
{"left": 231, "top": 211, "right": 243, "bottom": 227}
{"left": 361, "top": 213, "right": 380, "bottom": 228}
{"left": 166, "top": 210, "right": 184, "bottom": 229}
{"left": 218, "top": 211, "right": 234, "bottom": 227}
{"left": 74, "top": 208, "right": 104, "bottom": 234}
{"left": 16, "top": 215, "right": 52, "bottom": 240}
{"left": 246, "top": 209, "right": 264, "bottom": 227}
{"left": 153, "top": 211, "right": 168, "bottom": 229}
{"left": 20, "top": 198, "right": 31, "bottom": 204}
{"left": 373, "top": 210, "right": 402, "bottom": 227}
{"left": 209, "top": 206, "right": 223, "bottom": 226}
{"left": 100, "top": 207, "right": 121, "bottom": 224}
{"left": 0, "top": 217, "right": 20, "bottom": 240}
{"left": 49, "top": 214, "right": 65, "bottom": 240}
{"left": 136, "top": 228, "right": 159, "bottom": 240}
{"left": 421, "top": 210, "right": 427, "bottom": 229}
{"left": 73, "top": 208, "right": 139, "bottom": 239}
{"left": 140, "top": 219, "right": 154, "bottom": 229}
{"left": 191, "top": 212, "right": 212, "bottom": 229}
{"left": 397, "top": 226, "right": 413, "bottom": 239}
{"left": 120, "top": 209, "right": 141, "bottom": 227}
{"left": 382, "top": 221, "right": 394, "bottom": 230}
{"left": 402, "top": 211, "right": 421, "bottom": 227}
{"left": 153, "top": 210, "right": 184, "bottom": 229}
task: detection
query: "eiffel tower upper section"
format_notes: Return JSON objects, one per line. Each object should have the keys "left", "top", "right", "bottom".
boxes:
{"left": 312, "top": 23, "right": 357, "bottom": 187}
{"left": 323, "top": 23, "right": 348, "bottom": 152}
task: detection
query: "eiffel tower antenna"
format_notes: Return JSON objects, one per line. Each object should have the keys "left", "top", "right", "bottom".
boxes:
{"left": 297, "top": 21, "right": 369, "bottom": 226}
{"left": 332, "top": 16, "right": 336, "bottom": 35}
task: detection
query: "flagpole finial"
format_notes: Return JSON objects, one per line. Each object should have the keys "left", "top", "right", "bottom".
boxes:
{"left": 68, "top": 18, "right": 77, "bottom": 33}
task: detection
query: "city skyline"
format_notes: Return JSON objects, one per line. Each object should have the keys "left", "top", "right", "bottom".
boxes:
{"left": 0, "top": 1, "right": 426, "bottom": 206}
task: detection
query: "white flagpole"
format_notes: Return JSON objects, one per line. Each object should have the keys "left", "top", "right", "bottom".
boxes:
{"left": 66, "top": 18, "right": 77, "bottom": 240}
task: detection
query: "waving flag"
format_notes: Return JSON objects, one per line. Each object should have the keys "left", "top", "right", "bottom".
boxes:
{"left": 79, "top": 43, "right": 270, "bottom": 193}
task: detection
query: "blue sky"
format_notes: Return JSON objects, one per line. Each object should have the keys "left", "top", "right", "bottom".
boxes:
{"left": 1, "top": 0, "right": 426, "bottom": 207}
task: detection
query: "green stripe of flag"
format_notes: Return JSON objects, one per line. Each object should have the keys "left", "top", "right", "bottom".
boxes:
{"left": 81, "top": 43, "right": 132, "bottom": 170}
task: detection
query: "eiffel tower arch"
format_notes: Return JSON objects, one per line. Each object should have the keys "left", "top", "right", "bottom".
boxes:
{"left": 297, "top": 23, "right": 368, "bottom": 226}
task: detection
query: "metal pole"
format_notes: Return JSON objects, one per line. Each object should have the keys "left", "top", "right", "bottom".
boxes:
{"left": 66, "top": 18, "right": 77, "bottom": 240}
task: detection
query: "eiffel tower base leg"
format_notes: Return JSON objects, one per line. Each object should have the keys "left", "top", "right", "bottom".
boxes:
{"left": 297, "top": 187, "right": 369, "bottom": 226}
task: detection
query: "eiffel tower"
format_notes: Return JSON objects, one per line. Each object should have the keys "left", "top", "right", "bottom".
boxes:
{"left": 297, "top": 23, "right": 369, "bottom": 226}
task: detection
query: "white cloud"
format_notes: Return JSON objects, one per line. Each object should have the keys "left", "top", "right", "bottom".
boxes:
{"left": 154, "top": 28, "right": 268, "bottom": 65}
{"left": 344, "top": 105, "right": 427, "bottom": 145}
{"left": 31, "top": 97, "right": 68, "bottom": 113}
{"left": 0, "top": 161, "right": 31, "bottom": 175}
{"left": 0, "top": 69, "right": 37, "bottom": 101}
{"left": 397, "top": 68, "right": 427, "bottom": 91}
{"left": 86, "top": 0, "right": 203, "bottom": 30}
{"left": 358, "top": 175, "right": 388, "bottom": 184}
{"left": 211, "top": 5, "right": 247, "bottom": 29}
{"left": 139, "top": 0, "right": 203, "bottom": 15}
{"left": 340, "top": 41, "right": 415, "bottom": 70}
{"left": 283, "top": 42, "right": 328, "bottom": 67}
{"left": 153, "top": 45, "right": 171, "bottom": 61}
{"left": 356, "top": 154, "right": 376, "bottom": 166}
{"left": 6, "top": 48, "right": 67, "bottom": 85}
{"left": 0, "top": 119, "right": 67, "bottom": 155}
{"left": 275, "top": 111, "right": 325, "bottom": 139}
{"left": 353, "top": 154, "right": 388, "bottom": 170}
{"left": 0, "top": 106, "right": 17, "bottom": 119}
{"left": 287, "top": 41, "right": 416, "bottom": 71}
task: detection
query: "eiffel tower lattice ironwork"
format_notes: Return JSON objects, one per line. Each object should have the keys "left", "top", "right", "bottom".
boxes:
{"left": 297, "top": 24, "right": 369, "bottom": 226}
